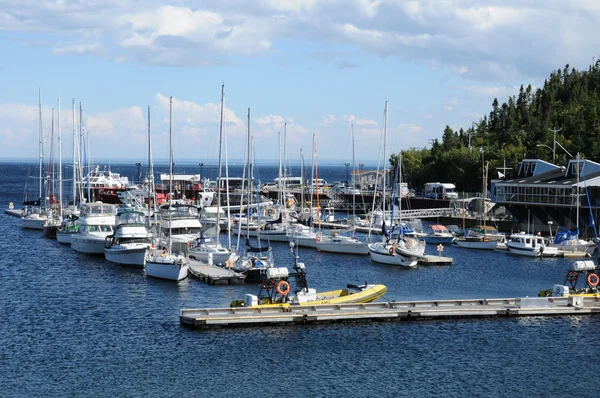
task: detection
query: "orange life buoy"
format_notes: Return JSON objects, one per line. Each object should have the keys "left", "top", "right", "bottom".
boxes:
{"left": 588, "top": 273, "right": 599, "bottom": 287}
{"left": 276, "top": 280, "right": 291, "bottom": 295}
{"left": 389, "top": 246, "right": 394, "bottom": 255}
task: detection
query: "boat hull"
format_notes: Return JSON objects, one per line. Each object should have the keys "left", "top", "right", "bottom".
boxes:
{"left": 316, "top": 238, "right": 369, "bottom": 255}
{"left": 422, "top": 236, "right": 454, "bottom": 244}
{"left": 145, "top": 256, "right": 189, "bottom": 281}
{"left": 105, "top": 243, "right": 151, "bottom": 267}
{"left": 368, "top": 244, "right": 417, "bottom": 267}
{"left": 241, "top": 284, "right": 388, "bottom": 308}
{"left": 71, "top": 234, "right": 110, "bottom": 255}
{"left": 454, "top": 239, "right": 498, "bottom": 250}
{"left": 188, "top": 246, "right": 231, "bottom": 265}
{"left": 56, "top": 231, "right": 76, "bottom": 245}
{"left": 22, "top": 216, "right": 47, "bottom": 230}
{"left": 505, "top": 242, "right": 542, "bottom": 257}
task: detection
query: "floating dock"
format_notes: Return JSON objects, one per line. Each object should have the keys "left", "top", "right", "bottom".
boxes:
{"left": 4, "top": 209, "right": 24, "bottom": 218}
{"left": 187, "top": 260, "right": 246, "bottom": 285}
{"left": 180, "top": 296, "right": 600, "bottom": 330}
{"left": 417, "top": 254, "right": 453, "bottom": 265}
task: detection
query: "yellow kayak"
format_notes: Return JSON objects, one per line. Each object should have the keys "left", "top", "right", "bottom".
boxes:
{"left": 231, "top": 283, "right": 387, "bottom": 308}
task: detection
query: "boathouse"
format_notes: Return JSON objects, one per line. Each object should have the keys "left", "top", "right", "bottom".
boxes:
{"left": 492, "top": 157, "right": 600, "bottom": 236}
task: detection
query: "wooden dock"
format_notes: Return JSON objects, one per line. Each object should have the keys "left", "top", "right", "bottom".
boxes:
{"left": 180, "top": 296, "right": 600, "bottom": 329}
{"left": 187, "top": 260, "right": 246, "bottom": 285}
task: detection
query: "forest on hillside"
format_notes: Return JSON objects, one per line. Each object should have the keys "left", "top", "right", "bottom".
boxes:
{"left": 394, "top": 60, "right": 600, "bottom": 193}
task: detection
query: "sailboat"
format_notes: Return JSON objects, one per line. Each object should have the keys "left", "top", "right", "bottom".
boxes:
{"left": 368, "top": 101, "right": 418, "bottom": 267}
{"left": 22, "top": 88, "right": 49, "bottom": 230}
{"left": 455, "top": 149, "right": 502, "bottom": 250}
{"left": 145, "top": 96, "right": 189, "bottom": 281}
{"left": 316, "top": 125, "right": 369, "bottom": 255}
{"left": 189, "top": 83, "right": 234, "bottom": 265}
{"left": 56, "top": 99, "right": 81, "bottom": 244}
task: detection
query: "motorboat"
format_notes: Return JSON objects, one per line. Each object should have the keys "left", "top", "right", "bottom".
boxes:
{"left": 157, "top": 202, "right": 202, "bottom": 254}
{"left": 104, "top": 208, "right": 153, "bottom": 267}
{"left": 505, "top": 232, "right": 560, "bottom": 257}
{"left": 316, "top": 232, "right": 369, "bottom": 255}
{"left": 230, "top": 261, "right": 387, "bottom": 308}
{"left": 71, "top": 202, "right": 117, "bottom": 254}
{"left": 56, "top": 214, "right": 79, "bottom": 244}
{"left": 539, "top": 260, "right": 600, "bottom": 297}
{"left": 422, "top": 225, "right": 455, "bottom": 244}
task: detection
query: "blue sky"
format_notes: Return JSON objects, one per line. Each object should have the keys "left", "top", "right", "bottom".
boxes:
{"left": 1, "top": 1, "right": 599, "bottom": 164}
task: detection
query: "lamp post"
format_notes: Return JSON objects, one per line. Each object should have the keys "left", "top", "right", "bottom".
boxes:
{"left": 537, "top": 141, "right": 573, "bottom": 162}
{"left": 344, "top": 163, "right": 350, "bottom": 186}
{"left": 135, "top": 162, "right": 141, "bottom": 184}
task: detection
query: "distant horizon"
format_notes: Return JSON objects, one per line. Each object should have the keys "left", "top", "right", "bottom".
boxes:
{"left": 0, "top": 157, "right": 383, "bottom": 168}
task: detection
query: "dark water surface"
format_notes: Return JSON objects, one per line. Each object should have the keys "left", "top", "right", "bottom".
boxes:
{"left": 1, "top": 162, "right": 599, "bottom": 397}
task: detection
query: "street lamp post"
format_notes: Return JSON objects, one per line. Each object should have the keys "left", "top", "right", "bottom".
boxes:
{"left": 344, "top": 163, "right": 350, "bottom": 186}
{"left": 537, "top": 141, "right": 573, "bottom": 162}
{"left": 135, "top": 162, "right": 141, "bottom": 184}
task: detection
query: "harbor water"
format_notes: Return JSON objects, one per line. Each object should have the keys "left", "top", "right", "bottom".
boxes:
{"left": 2, "top": 162, "right": 600, "bottom": 397}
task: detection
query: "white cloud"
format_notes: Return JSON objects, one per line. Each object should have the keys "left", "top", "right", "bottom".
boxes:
{"left": 322, "top": 114, "right": 337, "bottom": 125}
{"left": 1, "top": 1, "right": 597, "bottom": 78}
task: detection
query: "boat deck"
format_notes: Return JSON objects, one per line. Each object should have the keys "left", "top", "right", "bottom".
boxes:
{"left": 188, "top": 260, "right": 245, "bottom": 285}
{"left": 180, "top": 296, "right": 600, "bottom": 329}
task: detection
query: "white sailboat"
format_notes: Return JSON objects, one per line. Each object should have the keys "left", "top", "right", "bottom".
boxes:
{"left": 22, "top": 88, "right": 48, "bottom": 230}
{"left": 368, "top": 102, "right": 418, "bottom": 267}
{"left": 145, "top": 96, "right": 189, "bottom": 281}
{"left": 189, "top": 83, "right": 233, "bottom": 265}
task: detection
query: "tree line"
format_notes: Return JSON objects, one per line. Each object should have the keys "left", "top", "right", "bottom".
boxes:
{"left": 393, "top": 59, "right": 600, "bottom": 193}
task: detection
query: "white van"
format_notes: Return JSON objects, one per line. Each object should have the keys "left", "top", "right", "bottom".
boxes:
{"left": 424, "top": 182, "right": 458, "bottom": 200}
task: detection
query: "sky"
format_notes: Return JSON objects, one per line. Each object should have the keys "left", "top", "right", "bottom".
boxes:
{"left": 1, "top": 0, "right": 599, "bottom": 164}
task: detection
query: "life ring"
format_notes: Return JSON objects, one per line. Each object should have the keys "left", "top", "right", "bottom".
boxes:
{"left": 389, "top": 246, "right": 394, "bottom": 255}
{"left": 276, "top": 280, "right": 291, "bottom": 295}
{"left": 261, "top": 279, "right": 275, "bottom": 290}
{"left": 316, "top": 236, "right": 320, "bottom": 243}
{"left": 588, "top": 273, "right": 599, "bottom": 287}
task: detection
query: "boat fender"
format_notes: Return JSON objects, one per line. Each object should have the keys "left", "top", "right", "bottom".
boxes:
{"left": 388, "top": 247, "right": 394, "bottom": 255}
{"left": 276, "top": 281, "right": 291, "bottom": 295}
{"left": 588, "top": 273, "right": 599, "bottom": 287}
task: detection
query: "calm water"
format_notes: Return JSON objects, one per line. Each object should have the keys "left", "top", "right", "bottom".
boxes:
{"left": 1, "top": 162, "right": 600, "bottom": 397}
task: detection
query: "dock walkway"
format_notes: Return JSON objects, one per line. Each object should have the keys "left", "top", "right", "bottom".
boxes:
{"left": 188, "top": 260, "right": 245, "bottom": 285}
{"left": 180, "top": 296, "right": 600, "bottom": 329}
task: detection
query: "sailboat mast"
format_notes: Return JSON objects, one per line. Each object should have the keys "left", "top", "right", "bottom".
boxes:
{"left": 58, "top": 97, "right": 62, "bottom": 217}
{"left": 38, "top": 88, "right": 43, "bottom": 207}
{"left": 216, "top": 83, "right": 224, "bottom": 242}
{"left": 310, "top": 132, "right": 315, "bottom": 229}
{"left": 576, "top": 152, "right": 580, "bottom": 234}
{"left": 351, "top": 124, "right": 356, "bottom": 235}
{"left": 383, "top": 101, "right": 388, "bottom": 236}
{"left": 72, "top": 99, "right": 76, "bottom": 210}
{"left": 482, "top": 149, "right": 486, "bottom": 237}
{"left": 168, "top": 96, "right": 173, "bottom": 253}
